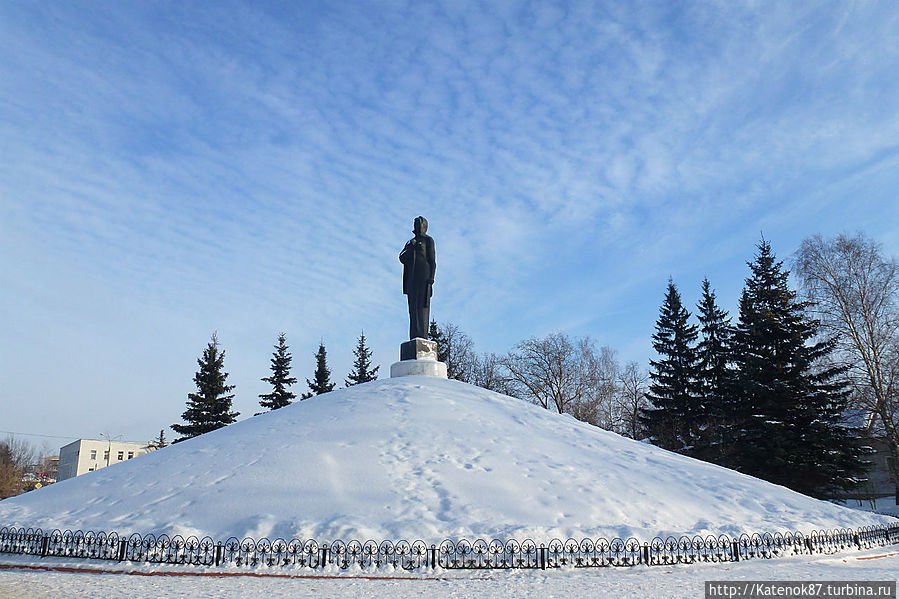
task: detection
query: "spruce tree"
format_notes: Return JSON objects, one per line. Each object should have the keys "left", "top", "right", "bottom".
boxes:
{"left": 428, "top": 320, "right": 448, "bottom": 363}
{"left": 305, "top": 341, "right": 336, "bottom": 396}
{"left": 694, "top": 278, "right": 734, "bottom": 462}
{"left": 346, "top": 331, "right": 379, "bottom": 386}
{"left": 259, "top": 332, "right": 298, "bottom": 410}
{"left": 641, "top": 280, "right": 702, "bottom": 453}
{"left": 148, "top": 429, "right": 168, "bottom": 450}
{"left": 728, "top": 238, "right": 864, "bottom": 497}
{"left": 172, "top": 333, "right": 239, "bottom": 442}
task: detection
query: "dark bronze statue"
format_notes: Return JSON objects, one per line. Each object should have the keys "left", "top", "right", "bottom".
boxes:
{"left": 399, "top": 216, "right": 436, "bottom": 340}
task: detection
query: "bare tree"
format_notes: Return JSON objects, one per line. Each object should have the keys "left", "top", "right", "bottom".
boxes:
{"left": 585, "top": 346, "right": 621, "bottom": 430}
{"left": 471, "top": 352, "right": 515, "bottom": 395}
{"left": 432, "top": 321, "right": 477, "bottom": 382}
{"left": 0, "top": 436, "right": 36, "bottom": 499}
{"left": 501, "top": 332, "right": 604, "bottom": 419}
{"left": 617, "top": 361, "right": 650, "bottom": 439}
{"left": 794, "top": 232, "right": 899, "bottom": 500}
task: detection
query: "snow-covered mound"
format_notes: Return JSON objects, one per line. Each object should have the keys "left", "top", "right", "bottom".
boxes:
{"left": 1, "top": 377, "right": 894, "bottom": 542}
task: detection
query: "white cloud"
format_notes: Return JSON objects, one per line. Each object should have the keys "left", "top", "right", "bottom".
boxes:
{"left": 1, "top": 0, "right": 898, "bottom": 442}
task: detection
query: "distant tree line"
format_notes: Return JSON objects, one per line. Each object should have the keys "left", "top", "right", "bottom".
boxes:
{"left": 1, "top": 436, "right": 56, "bottom": 500}
{"left": 1, "top": 437, "right": 36, "bottom": 499}
{"left": 426, "top": 321, "right": 651, "bottom": 440}
{"left": 167, "top": 231, "right": 899, "bottom": 501}
{"left": 640, "top": 239, "right": 863, "bottom": 498}
{"left": 171, "top": 330, "right": 379, "bottom": 443}
{"left": 425, "top": 235, "right": 895, "bottom": 499}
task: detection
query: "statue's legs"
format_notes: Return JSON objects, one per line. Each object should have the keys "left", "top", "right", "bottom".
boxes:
{"left": 408, "top": 297, "right": 429, "bottom": 340}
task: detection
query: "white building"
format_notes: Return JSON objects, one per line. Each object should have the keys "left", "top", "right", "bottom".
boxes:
{"left": 57, "top": 439, "right": 150, "bottom": 481}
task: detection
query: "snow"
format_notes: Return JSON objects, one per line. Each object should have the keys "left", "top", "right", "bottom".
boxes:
{"left": 837, "top": 497, "right": 899, "bottom": 517}
{"left": 0, "top": 376, "right": 895, "bottom": 544}
{"left": 2, "top": 549, "right": 899, "bottom": 599}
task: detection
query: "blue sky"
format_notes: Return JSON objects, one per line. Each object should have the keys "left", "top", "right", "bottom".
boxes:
{"left": 2, "top": 1, "right": 898, "bottom": 448}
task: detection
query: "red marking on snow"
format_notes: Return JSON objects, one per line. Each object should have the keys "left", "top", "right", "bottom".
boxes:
{"left": 855, "top": 552, "right": 899, "bottom": 561}
{"left": 0, "top": 562, "right": 483, "bottom": 581}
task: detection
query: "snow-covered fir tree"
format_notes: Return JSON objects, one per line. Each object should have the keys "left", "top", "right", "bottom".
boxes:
{"left": 148, "top": 429, "right": 168, "bottom": 450}
{"left": 428, "top": 320, "right": 447, "bottom": 362}
{"left": 305, "top": 341, "right": 336, "bottom": 397}
{"left": 728, "top": 238, "right": 864, "bottom": 497}
{"left": 693, "top": 278, "right": 734, "bottom": 462}
{"left": 641, "top": 280, "right": 702, "bottom": 454}
{"left": 345, "top": 331, "right": 379, "bottom": 386}
{"left": 259, "top": 332, "right": 298, "bottom": 410}
{"left": 172, "top": 333, "right": 239, "bottom": 442}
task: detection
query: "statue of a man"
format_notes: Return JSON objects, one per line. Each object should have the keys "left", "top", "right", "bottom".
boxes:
{"left": 399, "top": 216, "right": 436, "bottom": 340}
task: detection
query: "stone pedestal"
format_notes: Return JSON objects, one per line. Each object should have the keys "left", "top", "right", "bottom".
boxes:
{"left": 390, "top": 338, "right": 448, "bottom": 379}
{"left": 400, "top": 338, "right": 438, "bottom": 361}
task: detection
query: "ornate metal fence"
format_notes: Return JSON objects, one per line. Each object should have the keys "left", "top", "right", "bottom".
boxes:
{"left": 1, "top": 524, "right": 898, "bottom": 571}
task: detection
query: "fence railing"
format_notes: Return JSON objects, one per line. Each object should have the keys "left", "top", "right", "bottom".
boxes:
{"left": 2, "top": 524, "right": 898, "bottom": 571}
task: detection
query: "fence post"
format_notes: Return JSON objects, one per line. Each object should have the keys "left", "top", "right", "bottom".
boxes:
{"left": 117, "top": 538, "right": 128, "bottom": 562}
{"left": 429, "top": 545, "right": 438, "bottom": 569}
{"left": 538, "top": 545, "right": 546, "bottom": 570}
{"left": 854, "top": 533, "right": 861, "bottom": 550}
{"left": 732, "top": 539, "right": 739, "bottom": 562}
{"left": 214, "top": 543, "right": 223, "bottom": 567}
{"left": 319, "top": 544, "right": 328, "bottom": 569}
{"left": 642, "top": 543, "right": 650, "bottom": 565}
{"left": 40, "top": 535, "right": 50, "bottom": 558}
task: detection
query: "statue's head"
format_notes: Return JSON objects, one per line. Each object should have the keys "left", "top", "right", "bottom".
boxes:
{"left": 413, "top": 216, "right": 428, "bottom": 236}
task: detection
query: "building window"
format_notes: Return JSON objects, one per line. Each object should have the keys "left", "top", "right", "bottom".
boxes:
{"left": 90, "top": 450, "right": 97, "bottom": 460}
{"left": 88, "top": 468, "right": 94, "bottom": 472}
{"left": 127, "top": 452, "right": 134, "bottom": 459}
{"left": 104, "top": 451, "right": 109, "bottom": 460}
{"left": 117, "top": 451, "right": 124, "bottom": 461}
